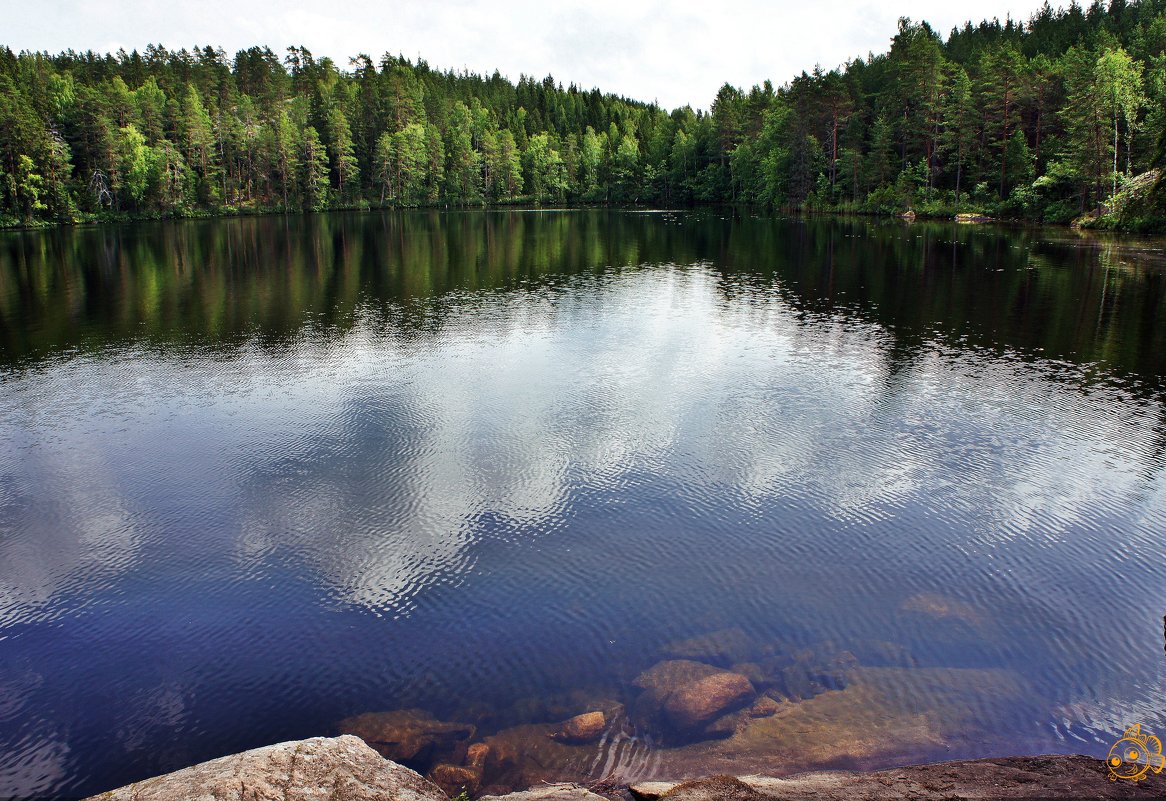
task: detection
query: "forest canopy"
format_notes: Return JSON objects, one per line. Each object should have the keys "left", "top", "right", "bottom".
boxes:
{"left": 2, "top": 0, "right": 1166, "bottom": 227}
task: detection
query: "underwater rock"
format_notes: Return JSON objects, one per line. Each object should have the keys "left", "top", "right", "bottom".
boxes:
{"left": 477, "top": 723, "right": 607, "bottom": 790}
{"left": 81, "top": 735, "right": 448, "bottom": 801}
{"left": 428, "top": 762, "right": 482, "bottom": 797}
{"left": 466, "top": 742, "right": 491, "bottom": 769}
{"left": 746, "top": 696, "right": 780, "bottom": 718}
{"left": 633, "top": 660, "right": 755, "bottom": 737}
{"left": 337, "top": 708, "right": 475, "bottom": 765}
{"left": 662, "top": 672, "right": 755, "bottom": 731}
{"left": 702, "top": 708, "right": 752, "bottom": 739}
{"left": 663, "top": 628, "right": 755, "bottom": 665}
{"left": 654, "top": 665, "right": 1029, "bottom": 777}
{"left": 899, "top": 592, "right": 989, "bottom": 632}
{"left": 505, "top": 690, "right": 624, "bottom": 728}
{"left": 549, "top": 710, "right": 607, "bottom": 744}
{"left": 633, "top": 660, "right": 727, "bottom": 694}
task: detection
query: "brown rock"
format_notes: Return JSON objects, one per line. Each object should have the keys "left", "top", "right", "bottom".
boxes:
{"left": 661, "top": 775, "right": 769, "bottom": 801}
{"left": 338, "top": 708, "right": 475, "bottom": 764}
{"left": 428, "top": 762, "right": 481, "bottom": 797}
{"left": 633, "top": 660, "right": 725, "bottom": 693}
{"left": 628, "top": 781, "right": 678, "bottom": 800}
{"left": 478, "top": 784, "right": 610, "bottom": 801}
{"left": 466, "top": 742, "right": 490, "bottom": 770}
{"left": 747, "top": 696, "right": 780, "bottom": 718}
{"left": 549, "top": 710, "right": 606, "bottom": 744}
{"left": 629, "top": 758, "right": 1166, "bottom": 800}
{"left": 703, "top": 709, "right": 750, "bottom": 739}
{"left": 81, "top": 735, "right": 448, "bottom": 801}
{"left": 737, "top": 756, "right": 1165, "bottom": 799}
{"left": 900, "top": 592, "right": 989, "bottom": 632}
{"left": 662, "top": 671, "right": 755, "bottom": 730}
{"left": 728, "top": 662, "right": 773, "bottom": 690}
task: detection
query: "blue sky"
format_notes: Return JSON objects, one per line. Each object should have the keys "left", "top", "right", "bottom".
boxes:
{"left": 7, "top": 0, "right": 1056, "bottom": 109}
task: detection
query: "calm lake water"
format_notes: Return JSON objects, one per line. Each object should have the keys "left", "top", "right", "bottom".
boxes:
{"left": 1, "top": 210, "right": 1165, "bottom": 799}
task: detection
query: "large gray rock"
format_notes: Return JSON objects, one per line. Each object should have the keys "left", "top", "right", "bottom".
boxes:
{"left": 84, "top": 735, "right": 449, "bottom": 801}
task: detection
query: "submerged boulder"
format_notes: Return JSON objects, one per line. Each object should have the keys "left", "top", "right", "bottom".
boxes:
{"left": 633, "top": 660, "right": 755, "bottom": 737}
{"left": 338, "top": 708, "right": 475, "bottom": 765}
{"left": 662, "top": 672, "right": 755, "bottom": 730}
{"left": 549, "top": 710, "right": 607, "bottom": 744}
{"left": 81, "top": 735, "right": 447, "bottom": 801}
{"left": 899, "top": 592, "right": 990, "bottom": 633}
{"left": 428, "top": 762, "right": 482, "bottom": 797}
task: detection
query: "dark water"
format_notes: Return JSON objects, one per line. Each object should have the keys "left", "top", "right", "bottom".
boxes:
{"left": 1, "top": 210, "right": 1165, "bottom": 798}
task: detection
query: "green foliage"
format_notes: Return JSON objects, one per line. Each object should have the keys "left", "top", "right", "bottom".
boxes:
{"left": 3, "top": 0, "right": 1166, "bottom": 227}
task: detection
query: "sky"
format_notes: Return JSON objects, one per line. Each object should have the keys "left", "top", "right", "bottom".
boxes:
{"left": 6, "top": 0, "right": 1057, "bottom": 110}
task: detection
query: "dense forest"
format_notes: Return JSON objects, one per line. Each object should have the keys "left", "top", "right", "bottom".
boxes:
{"left": 2, "top": 0, "right": 1166, "bottom": 229}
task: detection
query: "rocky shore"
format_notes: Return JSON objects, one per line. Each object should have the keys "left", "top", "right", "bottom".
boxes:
{"left": 82, "top": 616, "right": 1166, "bottom": 800}
{"left": 84, "top": 735, "right": 1166, "bottom": 801}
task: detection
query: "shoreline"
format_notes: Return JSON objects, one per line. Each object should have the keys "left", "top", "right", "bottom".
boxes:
{"left": 83, "top": 735, "right": 1166, "bottom": 801}
{"left": 0, "top": 202, "right": 1139, "bottom": 235}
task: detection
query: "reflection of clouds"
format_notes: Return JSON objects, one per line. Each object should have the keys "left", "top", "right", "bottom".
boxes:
{"left": 0, "top": 264, "right": 1161, "bottom": 622}
{"left": 0, "top": 422, "right": 139, "bottom": 627}
{"left": 116, "top": 682, "right": 189, "bottom": 752}
{"left": 0, "top": 672, "right": 69, "bottom": 798}
{"left": 221, "top": 267, "right": 1166, "bottom": 617}
{"left": 0, "top": 732, "right": 69, "bottom": 798}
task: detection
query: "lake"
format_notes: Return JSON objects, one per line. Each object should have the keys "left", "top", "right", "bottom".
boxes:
{"left": 1, "top": 209, "right": 1165, "bottom": 799}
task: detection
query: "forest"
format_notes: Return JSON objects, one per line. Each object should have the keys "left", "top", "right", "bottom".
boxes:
{"left": 2, "top": 0, "right": 1166, "bottom": 229}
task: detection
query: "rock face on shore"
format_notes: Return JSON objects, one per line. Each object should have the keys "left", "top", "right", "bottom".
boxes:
{"left": 82, "top": 735, "right": 447, "bottom": 801}
{"left": 84, "top": 741, "right": 1166, "bottom": 801}
{"left": 627, "top": 755, "right": 1166, "bottom": 799}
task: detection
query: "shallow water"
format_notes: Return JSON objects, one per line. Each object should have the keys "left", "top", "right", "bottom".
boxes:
{"left": 1, "top": 210, "right": 1164, "bottom": 798}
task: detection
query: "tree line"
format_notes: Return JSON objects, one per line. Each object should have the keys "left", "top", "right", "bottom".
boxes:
{"left": 2, "top": 0, "right": 1166, "bottom": 227}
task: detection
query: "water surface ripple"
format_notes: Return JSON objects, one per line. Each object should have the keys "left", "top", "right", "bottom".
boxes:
{"left": 0, "top": 211, "right": 1164, "bottom": 798}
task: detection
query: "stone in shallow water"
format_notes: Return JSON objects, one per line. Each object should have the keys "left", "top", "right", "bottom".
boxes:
{"left": 746, "top": 696, "right": 780, "bottom": 718}
{"left": 428, "top": 762, "right": 482, "bottom": 797}
{"left": 337, "top": 708, "right": 475, "bottom": 765}
{"left": 82, "top": 735, "right": 447, "bottom": 801}
{"left": 633, "top": 660, "right": 756, "bottom": 737}
{"left": 899, "top": 592, "right": 990, "bottom": 633}
{"left": 478, "top": 723, "right": 601, "bottom": 790}
{"left": 466, "top": 742, "right": 491, "bottom": 769}
{"left": 633, "top": 660, "right": 727, "bottom": 694}
{"left": 550, "top": 710, "right": 608, "bottom": 744}
{"left": 660, "top": 666, "right": 1029, "bottom": 777}
{"left": 662, "top": 672, "right": 755, "bottom": 731}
